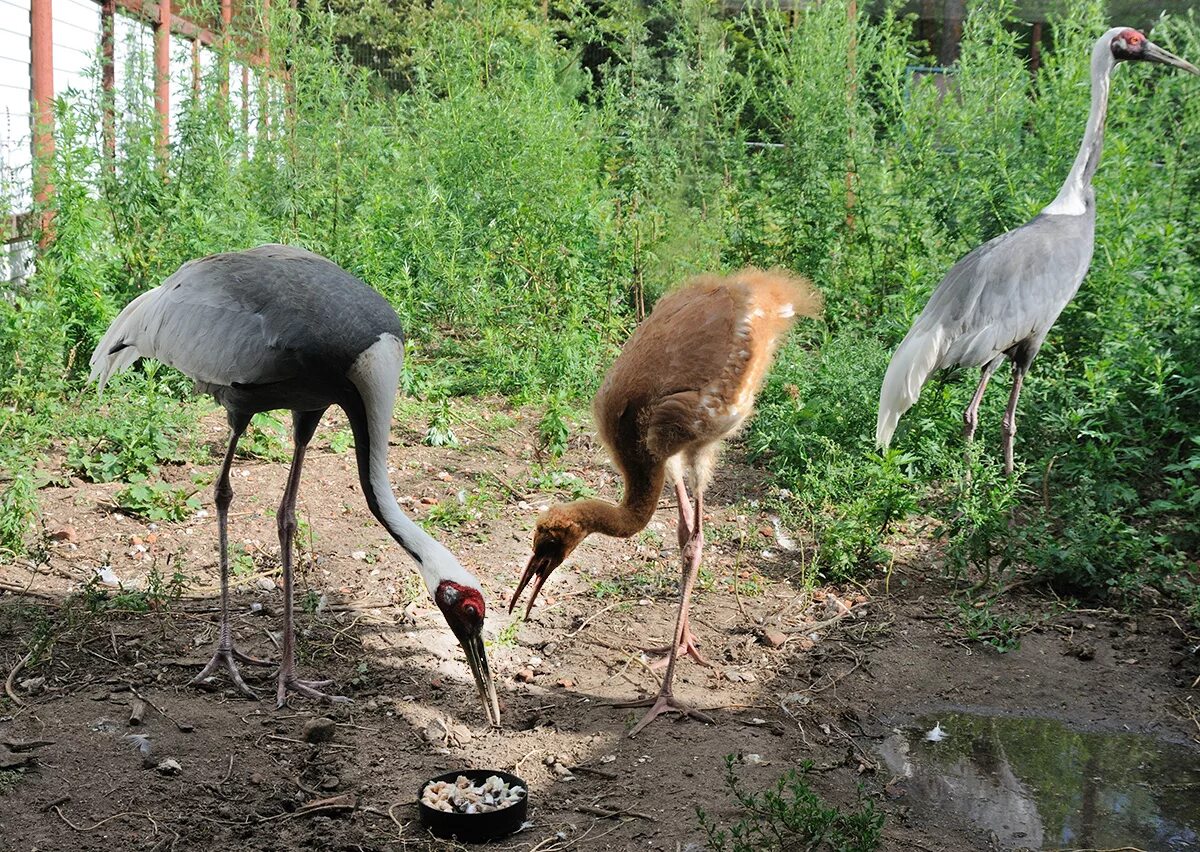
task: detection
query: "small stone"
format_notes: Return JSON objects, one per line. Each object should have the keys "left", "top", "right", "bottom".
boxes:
{"left": 600, "top": 754, "right": 616, "bottom": 764}
{"left": 19, "top": 676, "right": 46, "bottom": 694}
{"left": 50, "top": 525, "right": 77, "bottom": 543}
{"left": 760, "top": 630, "right": 787, "bottom": 649}
{"left": 351, "top": 551, "right": 367, "bottom": 561}
{"left": 725, "top": 671, "right": 744, "bottom": 683}
{"left": 319, "top": 775, "right": 340, "bottom": 791}
{"left": 554, "top": 677, "right": 575, "bottom": 689}
{"left": 742, "top": 753, "right": 764, "bottom": 765}
{"left": 257, "top": 577, "right": 275, "bottom": 591}
{"left": 515, "top": 669, "right": 535, "bottom": 683}
{"left": 303, "top": 717, "right": 337, "bottom": 744}
{"left": 156, "top": 758, "right": 182, "bottom": 775}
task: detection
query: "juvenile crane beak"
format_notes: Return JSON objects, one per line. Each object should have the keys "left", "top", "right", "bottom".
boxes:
{"left": 508, "top": 552, "right": 559, "bottom": 619}
{"left": 460, "top": 631, "right": 502, "bottom": 728}
{"left": 1143, "top": 41, "right": 1200, "bottom": 75}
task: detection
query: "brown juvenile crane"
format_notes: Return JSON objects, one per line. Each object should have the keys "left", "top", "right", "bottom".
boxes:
{"left": 509, "top": 269, "right": 822, "bottom": 735}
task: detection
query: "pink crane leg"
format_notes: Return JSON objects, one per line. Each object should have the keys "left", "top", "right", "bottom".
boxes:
{"left": 1002, "top": 368, "right": 1025, "bottom": 477}
{"left": 642, "top": 476, "right": 710, "bottom": 669}
{"left": 276, "top": 409, "right": 349, "bottom": 707}
{"left": 191, "top": 415, "right": 271, "bottom": 699}
{"left": 617, "top": 492, "right": 715, "bottom": 736}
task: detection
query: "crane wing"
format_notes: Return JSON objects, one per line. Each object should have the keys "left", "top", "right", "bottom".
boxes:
{"left": 876, "top": 212, "right": 1094, "bottom": 447}
{"left": 90, "top": 244, "right": 405, "bottom": 395}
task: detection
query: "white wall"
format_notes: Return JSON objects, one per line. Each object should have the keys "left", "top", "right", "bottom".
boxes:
{"left": 0, "top": 0, "right": 32, "bottom": 213}
{"left": 52, "top": 0, "right": 100, "bottom": 97}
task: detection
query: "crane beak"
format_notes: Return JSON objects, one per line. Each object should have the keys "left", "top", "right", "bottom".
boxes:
{"left": 460, "top": 631, "right": 501, "bottom": 728}
{"left": 1143, "top": 41, "right": 1200, "bottom": 75}
{"left": 508, "top": 553, "right": 558, "bottom": 619}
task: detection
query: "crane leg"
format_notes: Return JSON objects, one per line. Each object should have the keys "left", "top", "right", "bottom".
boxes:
{"left": 191, "top": 413, "right": 271, "bottom": 699}
{"left": 616, "top": 491, "right": 715, "bottom": 737}
{"left": 642, "top": 476, "right": 711, "bottom": 670}
{"left": 1001, "top": 367, "right": 1026, "bottom": 477}
{"left": 963, "top": 358, "right": 1001, "bottom": 445}
{"left": 275, "top": 408, "right": 348, "bottom": 707}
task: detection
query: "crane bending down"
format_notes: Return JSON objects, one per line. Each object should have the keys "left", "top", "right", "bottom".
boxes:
{"left": 90, "top": 245, "right": 500, "bottom": 721}
{"left": 876, "top": 29, "right": 1198, "bottom": 474}
{"left": 509, "top": 269, "right": 822, "bottom": 736}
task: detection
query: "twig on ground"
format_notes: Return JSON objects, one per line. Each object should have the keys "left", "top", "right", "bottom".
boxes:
{"left": 565, "top": 602, "right": 624, "bottom": 640}
{"left": 4, "top": 649, "right": 33, "bottom": 706}
{"left": 569, "top": 765, "right": 618, "bottom": 780}
{"left": 53, "top": 806, "right": 156, "bottom": 833}
{"left": 575, "top": 803, "right": 652, "bottom": 820}
{"left": 127, "top": 685, "right": 194, "bottom": 732}
{"left": 780, "top": 607, "right": 858, "bottom": 636}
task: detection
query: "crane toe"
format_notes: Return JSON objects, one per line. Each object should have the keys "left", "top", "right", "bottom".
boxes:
{"left": 615, "top": 692, "right": 715, "bottom": 737}
{"left": 190, "top": 646, "right": 270, "bottom": 700}
{"left": 275, "top": 673, "right": 350, "bottom": 708}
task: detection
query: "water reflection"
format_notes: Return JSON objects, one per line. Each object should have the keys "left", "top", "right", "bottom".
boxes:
{"left": 878, "top": 712, "right": 1200, "bottom": 851}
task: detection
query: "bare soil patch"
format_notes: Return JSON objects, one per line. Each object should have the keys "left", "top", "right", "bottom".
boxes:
{"left": 2, "top": 399, "right": 1198, "bottom": 851}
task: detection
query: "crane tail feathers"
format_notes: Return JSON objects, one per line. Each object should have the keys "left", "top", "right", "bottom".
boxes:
{"left": 875, "top": 325, "right": 944, "bottom": 449}
{"left": 88, "top": 288, "right": 162, "bottom": 394}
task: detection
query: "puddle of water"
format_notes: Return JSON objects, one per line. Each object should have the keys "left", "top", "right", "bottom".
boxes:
{"left": 879, "top": 712, "right": 1200, "bottom": 851}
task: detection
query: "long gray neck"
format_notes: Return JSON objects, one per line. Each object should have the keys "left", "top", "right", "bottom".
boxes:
{"left": 1044, "top": 35, "right": 1116, "bottom": 216}
{"left": 346, "top": 334, "right": 479, "bottom": 595}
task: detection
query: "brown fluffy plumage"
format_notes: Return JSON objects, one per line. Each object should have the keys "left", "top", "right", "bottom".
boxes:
{"left": 510, "top": 267, "right": 821, "bottom": 735}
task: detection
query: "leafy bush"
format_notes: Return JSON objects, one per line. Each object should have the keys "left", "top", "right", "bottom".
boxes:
{"left": 696, "top": 755, "right": 884, "bottom": 852}
{"left": 0, "top": 0, "right": 1197, "bottom": 606}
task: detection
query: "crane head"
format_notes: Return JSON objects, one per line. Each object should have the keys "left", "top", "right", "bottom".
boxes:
{"left": 508, "top": 507, "right": 587, "bottom": 619}
{"left": 1111, "top": 28, "right": 1200, "bottom": 75}
{"left": 434, "top": 580, "right": 501, "bottom": 727}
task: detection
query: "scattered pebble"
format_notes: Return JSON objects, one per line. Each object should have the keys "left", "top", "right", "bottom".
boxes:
{"left": 50, "top": 525, "right": 77, "bottom": 543}
{"left": 303, "top": 717, "right": 337, "bottom": 744}
{"left": 515, "top": 669, "right": 535, "bottom": 683}
{"left": 156, "top": 758, "right": 182, "bottom": 775}
{"left": 759, "top": 629, "right": 787, "bottom": 649}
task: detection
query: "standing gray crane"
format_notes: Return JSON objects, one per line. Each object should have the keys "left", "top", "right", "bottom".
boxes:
{"left": 90, "top": 244, "right": 500, "bottom": 722}
{"left": 876, "top": 28, "right": 1198, "bottom": 474}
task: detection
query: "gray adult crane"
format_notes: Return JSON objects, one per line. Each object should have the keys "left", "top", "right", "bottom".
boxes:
{"left": 876, "top": 28, "right": 1198, "bottom": 474}
{"left": 90, "top": 244, "right": 500, "bottom": 722}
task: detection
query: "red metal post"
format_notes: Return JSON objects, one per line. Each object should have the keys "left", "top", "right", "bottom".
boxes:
{"left": 259, "top": 0, "right": 270, "bottom": 141}
{"left": 154, "top": 0, "right": 171, "bottom": 156}
{"left": 191, "top": 37, "right": 200, "bottom": 98}
{"left": 30, "top": 0, "right": 54, "bottom": 241}
{"left": 219, "top": 0, "right": 232, "bottom": 105}
{"left": 101, "top": 0, "right": 116, "bottom": 161}
{"left": 241, "top": 63, "right": 249, "bottom": 158}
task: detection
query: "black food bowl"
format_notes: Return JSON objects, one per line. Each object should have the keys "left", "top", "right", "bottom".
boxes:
{"left": 417, "top": 769, "right": 528, "bottom": 842}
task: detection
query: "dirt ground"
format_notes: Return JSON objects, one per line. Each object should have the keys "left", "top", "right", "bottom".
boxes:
{"left": 1, "top": 399, "right": 1198, "bottom": 852}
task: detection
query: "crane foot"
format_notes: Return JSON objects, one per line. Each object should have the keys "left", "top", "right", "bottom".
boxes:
{"left": 275, "top": 671, "right": 350, "bottom": 708}
{"left": 641, "top": 630, "right": 711, "bottom": 670}
{"left": 614, "top": 692, "right": 715, "bottom": 737}
{"left": 190, "top": 645, "right": 271, "bottom": 700}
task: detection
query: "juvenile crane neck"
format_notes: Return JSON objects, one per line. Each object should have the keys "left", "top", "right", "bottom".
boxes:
{"left": 571, "top": 462, "right": 666, "bottom": 541}
{"left": 1044, "top": 36, "right": 1116, "bottom": 216}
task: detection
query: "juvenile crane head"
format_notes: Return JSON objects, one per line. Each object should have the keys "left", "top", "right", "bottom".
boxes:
{"left": 1110, "top": 28, "right": 1200, "bottom": 74}
{"left": 508, "top": 505, "right": 589, "bottom": 618}
{"left": 434, "top": 580, "right": 501, "bottom": 727}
